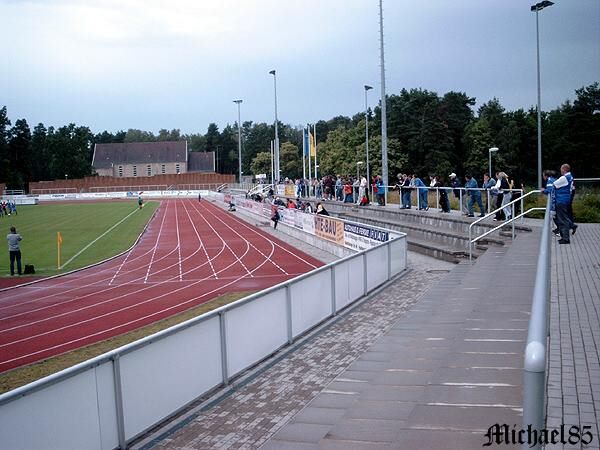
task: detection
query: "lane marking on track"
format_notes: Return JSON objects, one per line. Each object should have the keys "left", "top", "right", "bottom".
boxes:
{"left": 60, "top": 207, "right": 140, "bottom": 270}
{"left": 188, "top": 199, "right": 254, "bottom": 277}
{"left": 0, "top": 200, "right": 223, "bottom": 322}
{"left": 175, "top": 198, "right": 183, "bottom": 281}
{"left": 110, "top": 201, "right": 169, "bottom": 286}
{"left": 0, "top": 202, "right": 248, "bottom": 336}
{"left": 144, "top": 200, "right": 170, "bottom": 283}
{"left": 194, "top": 200, "right": 284, "bottom": 275}
{"left": 0, "top": 221, "right": 276, "bottom": 365}
{"left": 181, "top": 199, "right": 218, "bottom": 279}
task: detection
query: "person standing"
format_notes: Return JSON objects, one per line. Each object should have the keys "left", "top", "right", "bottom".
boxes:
{"left": 465, "top": 174, "right": 485, "bottom": 217}
{"left": 7, "top": 226, "right": 22, "bottom": 276}
{"left": 482, "top": 173, "right": 496, "bottom": 213}
{"left": 553, "top": 164, "right": 574, "bottom": 244}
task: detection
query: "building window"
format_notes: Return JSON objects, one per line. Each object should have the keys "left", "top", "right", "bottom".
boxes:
{"left": 161, "top": 164, "right": 166, "bottom": 174}
{"left": 175, "top": 164, "right": 180, "bottom": 174}
{"left": 118, "top": 166, "right": 123, "bottom": 177}
{"left": 133, "top": 165, "right": 137, "bottom": 177}
{"left": 147, "top": 165, "right": 152, "bottom": 176}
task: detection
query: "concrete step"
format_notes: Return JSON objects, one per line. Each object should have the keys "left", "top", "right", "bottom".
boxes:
{"left": 319, "top": 201, "right": 532, "bottom": 237}
{"left": 337, "top": 211, "right": 508, "bottom": 251}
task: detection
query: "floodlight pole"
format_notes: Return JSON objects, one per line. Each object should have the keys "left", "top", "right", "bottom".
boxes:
{"left": 531, "top": 0, "right": 554, "bottom": 188}
{"left": 269, "top": 70, "right": 280, "bottom": 184}
{"left": 379, "top": 0, "right": 388, "bottom": 204}
{"left": 233, "top": 100, "right": 243, "bottom": 183}
{"left": 364, "top": 85, "right": 373, "bottom": 186}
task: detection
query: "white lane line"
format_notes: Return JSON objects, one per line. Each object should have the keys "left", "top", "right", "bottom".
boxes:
{"left": 175, "top": 199, "right": 183, "bottom": 281}
{"left": 181, "top": 199, "right": 217, "bottom": 279}
{"left": 336, "top": 378, "right": 369, "bottom": 383}
{"left": 199, "top": 201, "right": 286, "bottom": 275}
{"left": 60, "top": 207, "right": 139, "bottom": 269}
{"left": 0, "top": 201, "right": 227, "bottom": 326}
{"left": 464, "top": 339, "right": 523, "bottom": 342}
{"left": 0, "top": 228, "right": 274, "bottom": 365}
{"left": 145, "top": 200, "right": 170, "bottom": 283}
{"left": 207, "top": 200, "right": 319, "bottom": 269}
{"left": 462, "top": 352, "right": 518, "bottom": 355}
{"left": 110, "top": 202, "right": 169, "bottom": 286}
{"left": 463, "top": 328, "right": 526, "bottom": 331}
{"left": 188, "top": 200, "right": 255, "bottom": 277}
{"left": 0, "top": 204, "right": 175, "bottom": 312}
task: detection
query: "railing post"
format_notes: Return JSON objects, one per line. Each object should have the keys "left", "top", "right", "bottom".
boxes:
{"left": 512, "top": 203, "right": 515, "bottom": 240}
{"left": 435, "top": 187, "right": 439, "bottom": 210}
{"left": 363, "top": 252, "right": 368, "bottom": 296}
{"left": 112, "top": 355, "right": 127, "bottom": 450}
{"left": 331, "top": 266, "right": 337, "bottom": 316}
{"left": 387, "top": 242, "right": 392, "bottom": 280}
{"left": 286, "top": 284, "right": 293, "bottom": 344}
{"left": 416, "top": 187, "right": 420, "bottom": 210}
{"left": 219, "top": 311, "right": 229, "bottom": 386}
{"left": 459, "top": 189, "right": 463, "bottom": 214}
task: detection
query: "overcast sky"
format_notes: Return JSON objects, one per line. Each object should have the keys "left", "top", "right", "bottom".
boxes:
{"left": 1, "top": 0, "right": 598, "bottom": 135}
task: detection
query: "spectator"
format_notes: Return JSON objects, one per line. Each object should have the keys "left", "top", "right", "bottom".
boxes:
{"left": 434, "top": 176, "right": 450, "bottom": 213}
{"left": 376, "top": 175, "right": 386, "bottom": 206}
{"left": 493, "top": 172, "right": 510, "bottom": 221}
{"left": 482, "top": 173, "right": 496, "bottom": 213}
{"left": 411, "top": 174, "right": 428, "bottom": 210}
{"left": 335, "top": 176, "right": 343, "bottom": 201}
{"left": 7, "top": 226, "right": 22, "bottom": 276}
{"left": 316, "top": 202, "right": 330, "bottom": 216}
{"left": 343, "top": 180, "right": 354, "bottom": 203}
{"left": 464, "top": 174, "right": 485, "bottom": 217}
{"left": 552, "top": 164, "right": 574, "bottom": 244}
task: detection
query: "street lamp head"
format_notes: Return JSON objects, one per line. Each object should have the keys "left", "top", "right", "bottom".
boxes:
{"left": 489, "top": 147, "right": 499, "bottom": 153}
{"left": 531, "top": 1, "right": 553, "bottom": 12}
{"left": 269, "top": 70, "right": 276, "bottom": 75}
{"left": 364, "top": 85, "right": 373, "bottom": 91}
{"left": 233, "top": 99, "right": 242, "bottom": 104}
{"left": 357, "top": 161, "right": 363, "bottom": 165}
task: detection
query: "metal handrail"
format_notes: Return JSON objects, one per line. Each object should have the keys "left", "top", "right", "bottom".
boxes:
{"left": 522, "top": 194, "right": 552, "bottom": 449}
{"left": 468, "top": 189, "right": 542, "bottom": 262}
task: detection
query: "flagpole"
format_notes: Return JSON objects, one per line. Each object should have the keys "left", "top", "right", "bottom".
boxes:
{"left": 57, "top": 232, "right": 61, "bottom": 269}
{"left": 302, "top": 128, "right": 306, "bottom": 185}
{"left": 313, "top": 124, "right": 317, "bottom": 180}
{"left": 307, "top": 126, "right": 312, "bottom": 194}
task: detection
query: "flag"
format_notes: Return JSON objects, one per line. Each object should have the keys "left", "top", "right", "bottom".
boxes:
{"left": 57, "top": 232, "right": 63, "bottom": 246}
{"left": 309, "top": 131, "right": 316, "bottom": 157}
{"left": 303, "top": 128, "right": 309, "bottom": 156}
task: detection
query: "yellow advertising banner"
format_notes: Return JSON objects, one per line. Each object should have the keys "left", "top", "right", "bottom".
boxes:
{"left": 284, "top": 185, "right": 295, "bottom": 197}
{"left": 314, "top": 215, "right": 345, "bottom": 245}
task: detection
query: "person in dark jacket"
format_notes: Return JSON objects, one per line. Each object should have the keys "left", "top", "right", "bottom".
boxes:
{"left": 7, "top": 226, "right": 22, "bottom": 276}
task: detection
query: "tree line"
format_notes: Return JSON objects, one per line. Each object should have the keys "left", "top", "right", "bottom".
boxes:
{"left": 0, "top": 82, "right": 597, "bottom": 190}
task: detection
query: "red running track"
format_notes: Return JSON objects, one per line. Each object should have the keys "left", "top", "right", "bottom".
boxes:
{"left": 0, "top": 199, "right": 323, "bottom": 373}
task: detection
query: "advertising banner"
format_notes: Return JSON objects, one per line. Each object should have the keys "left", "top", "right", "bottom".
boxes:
{"left": 314, "top": 215, "right": 345, "bottom": 245}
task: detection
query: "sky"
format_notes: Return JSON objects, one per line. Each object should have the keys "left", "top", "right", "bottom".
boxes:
{"left": 1, "top": 0, "right": 599, "bottom": 135}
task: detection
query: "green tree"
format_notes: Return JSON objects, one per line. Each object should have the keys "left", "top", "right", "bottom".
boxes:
{"left": 8, "top": 118, "right": 32, "bottom": 189}
{"left": 31, "top": 123, "right": 50, "bottom": 182}
{"left": 250, "top": 151, "right": 272, "bottom": 177}
{"left": 124, "top": 129, "right": 155, "bottom": 142}
{"left": 280, "top": 142, "right": 301, "bottom": 179}
{"left": 0, "top": 106, "right": 12, "bottom": 183}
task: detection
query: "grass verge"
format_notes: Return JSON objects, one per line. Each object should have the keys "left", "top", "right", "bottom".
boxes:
{"left": 0, "top": 291, "right": 253, "bottom": 394}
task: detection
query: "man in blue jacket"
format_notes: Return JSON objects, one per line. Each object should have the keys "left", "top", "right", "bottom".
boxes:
{"left": 552, "top": 164, "right": 574, "bottom": 244}
{"left": 465, "top": 174, "right": 485, "bottom": 217}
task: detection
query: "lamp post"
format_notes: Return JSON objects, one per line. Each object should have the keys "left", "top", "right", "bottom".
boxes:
{"left": 233, "top": 99, "right": 243, "bottom": 183}
{"left": 489, "top": 147, "right": 499, "bottom": 178}
{"left": 364, "top": 85, "right": 373, "bottom": 185}
{"left": 356, "top": 161, "right": 363, "bottom": 180}
{"left": 531, "top": 0, "right": 554, "bottom": 188}
{"left": 269, "top": 70, "right": 279, "bottom": 184}
{"left": 378, "top": 0, "right": 389, "bottom": 203}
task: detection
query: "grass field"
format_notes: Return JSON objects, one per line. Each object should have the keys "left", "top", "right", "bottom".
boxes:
{"left": 1, "top": 201, "right": 159, "bottom": 277}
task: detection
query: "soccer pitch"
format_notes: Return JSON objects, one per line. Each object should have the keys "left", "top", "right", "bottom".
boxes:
{"left": 1, "top": 201, "right": 159, "bottom": 277}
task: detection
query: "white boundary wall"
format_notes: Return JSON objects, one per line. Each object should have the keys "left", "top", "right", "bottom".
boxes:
{"left": 0, "top": 191, "right": 407, "bottom": 450}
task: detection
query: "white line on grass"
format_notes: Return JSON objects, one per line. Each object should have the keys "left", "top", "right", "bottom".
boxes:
{"left": 60, "top": 208, "right": 141, "bottom": 270}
